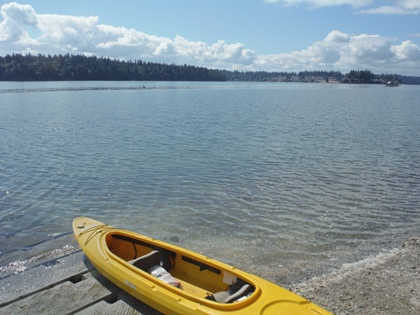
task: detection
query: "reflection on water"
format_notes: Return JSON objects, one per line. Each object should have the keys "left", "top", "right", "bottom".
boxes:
{"left": 1, "top": 81, "right": 419, "bottom": 283}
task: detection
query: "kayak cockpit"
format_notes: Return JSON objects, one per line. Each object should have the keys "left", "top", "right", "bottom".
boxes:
{"left": 105, "top": 232, "right": 256, "bottom": 304}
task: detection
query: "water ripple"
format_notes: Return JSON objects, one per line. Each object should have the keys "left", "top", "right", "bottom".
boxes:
{"left": 1, "top": 82, "right": 419, "bottom": 282}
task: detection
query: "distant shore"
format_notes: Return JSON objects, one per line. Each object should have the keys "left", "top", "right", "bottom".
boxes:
{"left": 2, "top": 53, "right": 420, "bottom": 84}
{"left": 291, "top": 237, "right": 420, "bottom": 315}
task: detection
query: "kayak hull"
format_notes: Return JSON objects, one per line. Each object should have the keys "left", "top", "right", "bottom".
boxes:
{"left": 73, "top": 217, "right": 332, "bottom": 315}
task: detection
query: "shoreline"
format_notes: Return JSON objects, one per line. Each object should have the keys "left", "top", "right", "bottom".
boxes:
{"left": 1, "top": 236, "right": 419, "bottom": 314}
{"left": 291, "top": 237, "right": 420, "bottom": 315}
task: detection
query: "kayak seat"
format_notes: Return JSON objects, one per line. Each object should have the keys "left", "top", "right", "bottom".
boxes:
{"left": 206, "top": 281, "right": 254, "bottom": 303}
{"left": 129, "top": 250, "right": 161, "bottom": 272}
{"left": 224, "top": 284, "right": 253, "bottom": 303}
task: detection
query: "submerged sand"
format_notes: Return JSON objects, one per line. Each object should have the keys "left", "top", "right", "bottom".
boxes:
{"left": 291, "top": 237, "right": 420, "bottom": 315}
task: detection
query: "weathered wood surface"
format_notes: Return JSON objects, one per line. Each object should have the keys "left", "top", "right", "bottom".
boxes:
{"left": 0, "top": 251, "right": 161, "bottom": 315}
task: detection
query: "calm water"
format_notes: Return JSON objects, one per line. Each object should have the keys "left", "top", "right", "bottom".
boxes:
{"left": 1, "top": 81, "right": 419, "bottom": 283}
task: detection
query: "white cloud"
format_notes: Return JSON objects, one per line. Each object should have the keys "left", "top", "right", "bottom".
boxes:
{"left": 0, "top": 2, "right": 256, "bottom": 67}
{"left": 263, "top": 0, "right": 373, "bottom": 8}
{"left": 36, "top": 14, "right": 99, "bottom": 52}
{"left": 391, "top": 40, "right": 420, "bottom": 61}
{"left": 253, "top": 30, "right": 420, "bottom": 75}
{"left": 358, "top": 0, "right": 420, "bottom": 14}
{"left": 0, "top": 2, "right": 37, "bottom": 42}
{"left": 0, "top": 3, "right": 419, "bottom": 75}
{"left": 264, "top": 0, "right": 420, "bottom": 14}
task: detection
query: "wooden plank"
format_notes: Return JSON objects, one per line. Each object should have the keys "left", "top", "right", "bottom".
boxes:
{"left": 1, "top": 271, "right": 120, "bottom": 315}
{"left": 1, "top": 250, "right": 164, "bottom": 314}
{"left": 0, "top": 251, "right": 93, "bottom": 307}
{"left": 76, "top": 291, "right": 162, "bottom": 315}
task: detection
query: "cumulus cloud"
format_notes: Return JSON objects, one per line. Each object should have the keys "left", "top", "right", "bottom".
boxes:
{"left": 391, "top": 40, "right": 420, "bottom": 61}
{"left": 358, "top": 0, "right": 420, "bottom": 14}
{"left": 253, "top": 30, "right": 420, "bottom": 75}
{"left": 0, "top": 2, "right": 37, "bottom": 42}
{"left": 263, "top": 0, "right": 373, "bottom": 8}
{"left": 0, "top": 2, "right": 419, "bottom": 75}
{"left": 264, "top": 0, "right": 420, "bottom": 14}
{"left": 0, "top": 2, "right": 255, "bottom": 68}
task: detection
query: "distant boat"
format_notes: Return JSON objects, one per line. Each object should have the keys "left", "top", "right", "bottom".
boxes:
{"left": 386, "top": 81, "right": 399, "bottom": 87}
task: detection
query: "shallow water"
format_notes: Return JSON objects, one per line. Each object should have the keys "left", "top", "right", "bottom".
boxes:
{"left": 1, "top": 81, "right": 419, "bottom": 283}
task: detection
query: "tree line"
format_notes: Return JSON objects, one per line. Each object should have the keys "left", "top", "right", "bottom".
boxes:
{"left": 222, "top": 70, "right": 344, "bottom": 82}
{"left": 223, "top": 69, "right": 419, "bottom": 84}
{"left": 0, "top": 53, "right": 227, "bottom": 81}
{"left": 1, "top": 53, "right": 419, "bottom": 84}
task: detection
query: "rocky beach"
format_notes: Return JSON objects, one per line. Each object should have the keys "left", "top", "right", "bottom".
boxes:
{"left": 292, "top": 237, "right": 420, "bottom": 315}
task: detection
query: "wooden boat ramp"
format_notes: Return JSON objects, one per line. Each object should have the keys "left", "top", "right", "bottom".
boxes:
{"left": 0, "top": 250, "right": 162, "bottom": 315}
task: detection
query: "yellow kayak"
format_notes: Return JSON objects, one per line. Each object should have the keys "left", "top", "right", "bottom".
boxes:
{"left": 73, "top": 217, "right": 332, "bottom": 315}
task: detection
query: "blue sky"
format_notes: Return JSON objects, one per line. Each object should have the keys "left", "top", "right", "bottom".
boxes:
{"left": 1, "top": 1, "right": 419, "bottom": 75}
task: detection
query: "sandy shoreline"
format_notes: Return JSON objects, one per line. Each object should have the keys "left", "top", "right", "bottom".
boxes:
{"left": 291, "top": 237, "right": 420, "bottom": 315}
